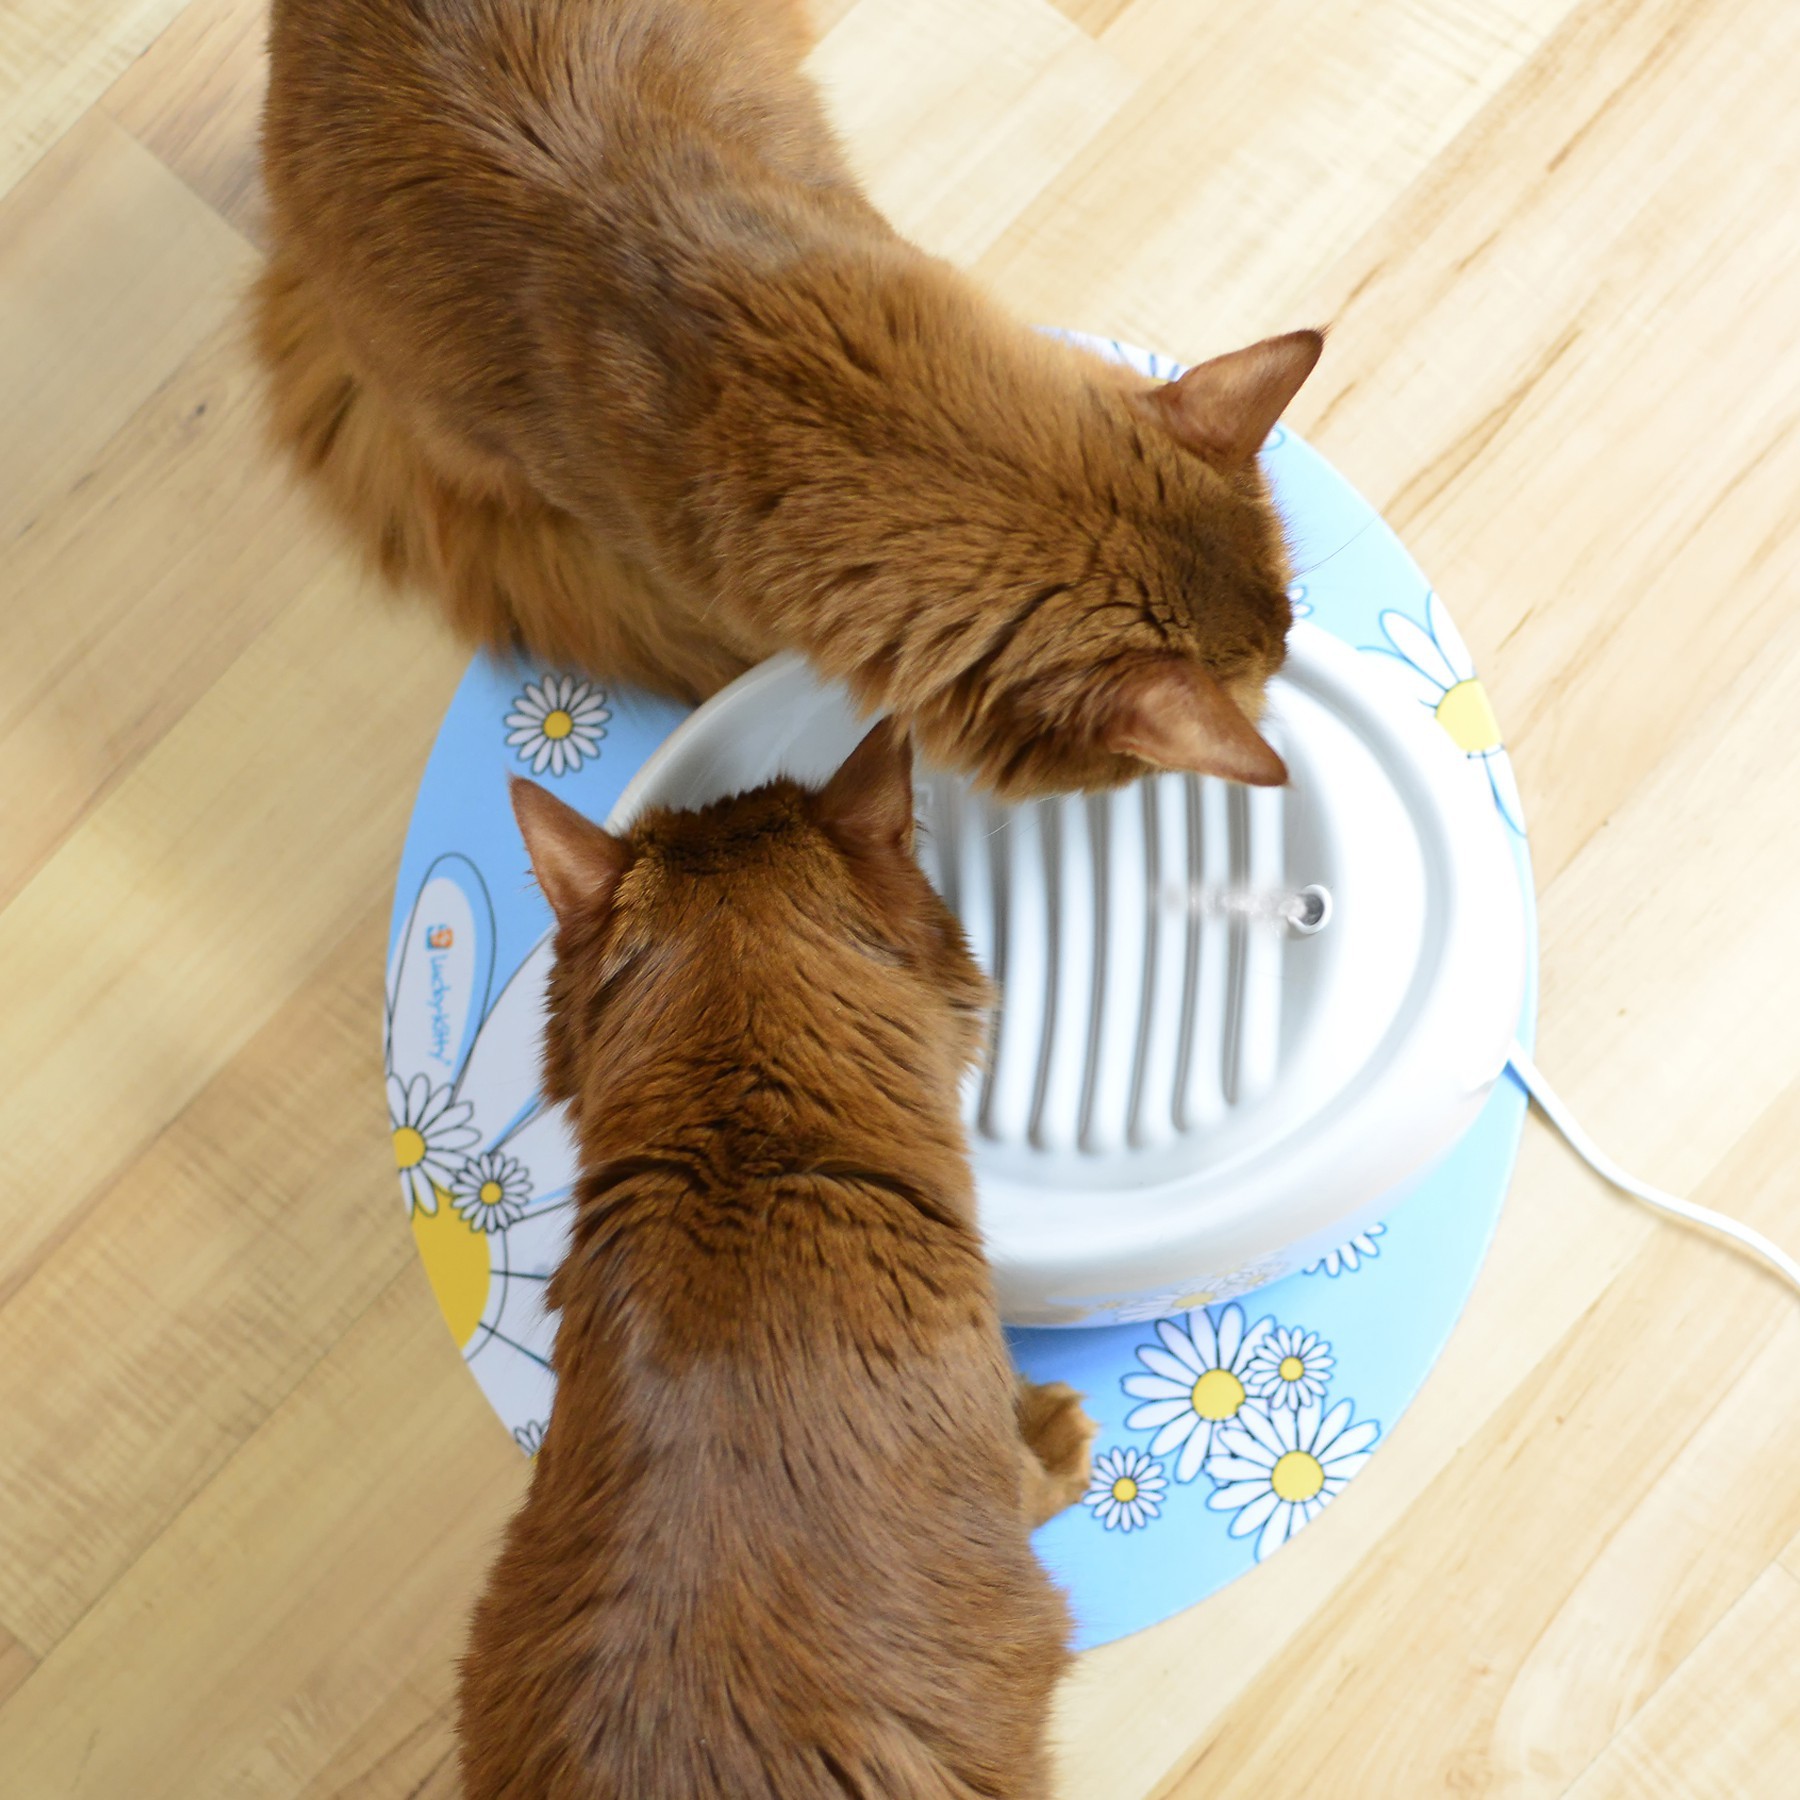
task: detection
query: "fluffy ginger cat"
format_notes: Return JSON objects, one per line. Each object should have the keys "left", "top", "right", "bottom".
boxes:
{"left": 459, "top": 725, "right": 1092, "bottom": 1797}
{"left": 259, "top": 0, "right": 1320, "bottom": 797}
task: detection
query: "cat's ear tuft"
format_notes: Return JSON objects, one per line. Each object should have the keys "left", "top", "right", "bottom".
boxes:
{"left": 510, "top": 777, "right": 628, "bottom": 926}
{"left": 1151, "top": 329, "right": 1323, "bottom": 467}
{"left": 1097, "top": 660, "right": 1288, "bottom": 786}
{"left": 818, "top": 719, "right": 916, "bottom": 855}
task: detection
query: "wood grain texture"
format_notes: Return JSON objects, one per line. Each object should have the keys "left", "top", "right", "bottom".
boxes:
{"left": 102, "top": 0, "right": 270, "bottom": 245}
{"left": 0, "top": 1625, "right": 36, "bottom": 1710}
{"left": 1563, "top": 1565, "right": 1800, "bottom": 1800}
{"left": 0, "top": 0, "right": 189, "bottom": 199}
{"left": 2, "top": 0, "right": 1795, "bottom": 1793}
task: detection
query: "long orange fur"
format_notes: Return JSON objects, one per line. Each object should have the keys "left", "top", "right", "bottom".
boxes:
{"left": 258, "top": 0, "right": 1322, "bottom": 796}
{"left": 462, "top": 726, "right": 1095, "bottom": 1796}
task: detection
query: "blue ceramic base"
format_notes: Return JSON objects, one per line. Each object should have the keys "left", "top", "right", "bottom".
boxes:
{"left": 383, "top": 337, "right": 1537, "bottom": 1651}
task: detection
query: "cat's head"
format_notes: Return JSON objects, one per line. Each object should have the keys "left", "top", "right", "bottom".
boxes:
{"left": 510, "top": 723, "right": 987, "bottom": 1137}
{"left": 899, "top": 330, "right": 1322, "bottom": 800}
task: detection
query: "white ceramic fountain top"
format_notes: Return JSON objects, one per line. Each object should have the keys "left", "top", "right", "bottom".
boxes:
{"left": 608, "top": 624, "right": 1525, "bottom": 1325}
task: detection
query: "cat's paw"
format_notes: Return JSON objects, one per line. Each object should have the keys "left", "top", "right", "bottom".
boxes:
{"left": 1016, "top": 1379, "right": 1098, "bottom": 1526}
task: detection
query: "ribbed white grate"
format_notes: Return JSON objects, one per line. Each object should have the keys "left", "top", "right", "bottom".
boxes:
{"left": 914, "top": 768, "right": 1287, "bottom": 1159}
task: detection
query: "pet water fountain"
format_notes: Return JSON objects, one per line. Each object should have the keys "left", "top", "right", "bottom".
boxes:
{"left": 606, "top": 625, "right": 1526, "bottom": 1326}
{"left": 395, "top": 332, "right": 1701, "bottom": 1645}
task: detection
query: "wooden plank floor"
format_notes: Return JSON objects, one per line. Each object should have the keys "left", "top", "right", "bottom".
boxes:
{"left": 3, "top": 1, "right": 1798, "bottom": 1793}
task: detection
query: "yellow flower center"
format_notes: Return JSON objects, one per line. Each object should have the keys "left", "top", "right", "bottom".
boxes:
{"left": 412, "top": 1193, "right": 491, "bottom": 1347}
{"left": 542, "top": 708, "right": 574, "bottom": 740}
{"left": 1272, "top": 1450, "right": 1326, "bottom": 1503}
{"left": 1435, "top": 679, "right": 1501, "bottom": 756}
{"left": 1164, "top": 1288, "right": 1216, "bottom": 1312}
{"left": 392, "top": 1126, "right": 426, "bottom": 1170}
{"left": 1279, "top": 1355, "right": 1306, "bottom": 1382}
{"left": 1111, "top": 1476, "right": 1139, "bottom": 1504}
{"left": 1191, "top": 1369, "right": 1246, "bottom": 1421}
{"left": 478, "top": 1180, "right": 504, "bottom": 1205}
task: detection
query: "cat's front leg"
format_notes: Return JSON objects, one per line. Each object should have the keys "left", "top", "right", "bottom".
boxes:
{"left": 1014, "top": 1378, "right": 1098, "bottom": 1530}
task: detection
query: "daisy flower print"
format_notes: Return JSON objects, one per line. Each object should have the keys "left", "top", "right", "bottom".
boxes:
{"left": 1206, "top": 1398, "right": 1381, "bottom": 1561}
{"left": 1308, "top": 1223, "right": 1386, "bottom": 1278}
{"left": 1243, "top": 1325, "right": 1335, "bottom": 1412}
{"left": 388, "top": 1072, "right": 480, "bottom": 1217}
{"left": 1121, "top": 1304, "right": 1273, "bottom": 1481}
{"left": 1369, "top": 590, "right": 1523, "bottom": 833}
{"left": 505, "top": 673, "right": 610, "bottom": 778}
{"left": 450, "top": 1149, "right": 532, "bottom": 1233}
{"left": 1082, "top": 1447, "right": 1167, "bottom": 1533}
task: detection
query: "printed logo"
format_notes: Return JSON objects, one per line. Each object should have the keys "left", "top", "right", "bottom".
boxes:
{"left": 425, "top": 926, "right": 457, "bottom": 1064}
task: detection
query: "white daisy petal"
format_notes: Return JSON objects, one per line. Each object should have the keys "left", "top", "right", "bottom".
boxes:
{"left": 1321, "top": 1450, "right": 1375, "bottom": 1483}
{"left": 1257, "top": 1500, "right": 1300, "bottom": 1561}
{"left": 1136, "top": 1346, "right": 1202, "bottom": 1387}
{"left": 1121, "top": 1397, "right": 1192, "bottom": 1431}
{"left": 1204, "top": 1478, "right": 1268, "bottom": 1513}
{"left": 530, "top": 738, "right": 553, "bottom": 774}
{"left": 451, "top": 938, "right": 556, "bottom": 1141}
{"left": 1232, "top": 1491, "right": 1284, "bottom": 1541}
{"left": 431, "top": 1100, "right": 478, "bottom": 1139}
{"left": 496, "top": 1103, "right": 581, "bottom": 1199}
{"left": 1487, "top": 751, "right": 1527, "bottom": 834}
{"left": 1238, "top": 1406, "right": 1286, "bottom": 1457}
{"left": 1381, "top": 608, "right": 1460, "bottom": 691}
{"left": 1214, "top": 1305, "right": 1243, "bottom": 1367}
{"left": 1157, "top": 1318, "right": 1211, "bottom": 1375}
{"left": 1122, "top": 1375, "right": 1191, "bottom": 1407}
{"left": 1149, "top": 1412, "right": 1200, "bottom": 1458}
{"left": 1311, "top": 1399, "right": 1354, "bottom": 1456}
{"left": 1323, "top": 1421, "right": 1381, "bottom": 1463}
{"left": 1425, "top": 590, "right": 1475, "bottom": 679}
{"left": 1205, "top": 1455, "right": 1271, "bottom": 1484}
{"left": 1212, "top": 1423, "right": 1272, "bottom": 1465}
{"left": 1175, "top": 1423, "right": 1213, "bottom": 1483}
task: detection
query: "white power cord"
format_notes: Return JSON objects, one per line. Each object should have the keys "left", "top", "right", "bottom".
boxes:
{"left": 1161, "top": 883, "right": 1799, "bottom": 1292}
{"left": 1507, "top": 1041, "right": 1800, "bottom": 1294}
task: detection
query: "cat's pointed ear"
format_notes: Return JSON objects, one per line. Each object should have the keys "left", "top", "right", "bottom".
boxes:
{"left": 510, "top": 777, "right": 629, "bottom": 926}
{"left": 1098, "top": 660, "right": 1288, "bottom": 786}
{"left": 818, "top": 719, "right": 915, "bottom": 855}
{"left": 1150, "top": 329, "right": 1323, "bottom": 466}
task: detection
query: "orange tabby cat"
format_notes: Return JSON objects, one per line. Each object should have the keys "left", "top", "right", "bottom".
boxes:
{"left": 462, "top": 725, "right": 1093, "bottom": 1797}
{"left": 259, "top": 0, "right": 1319, "bottom": 795}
